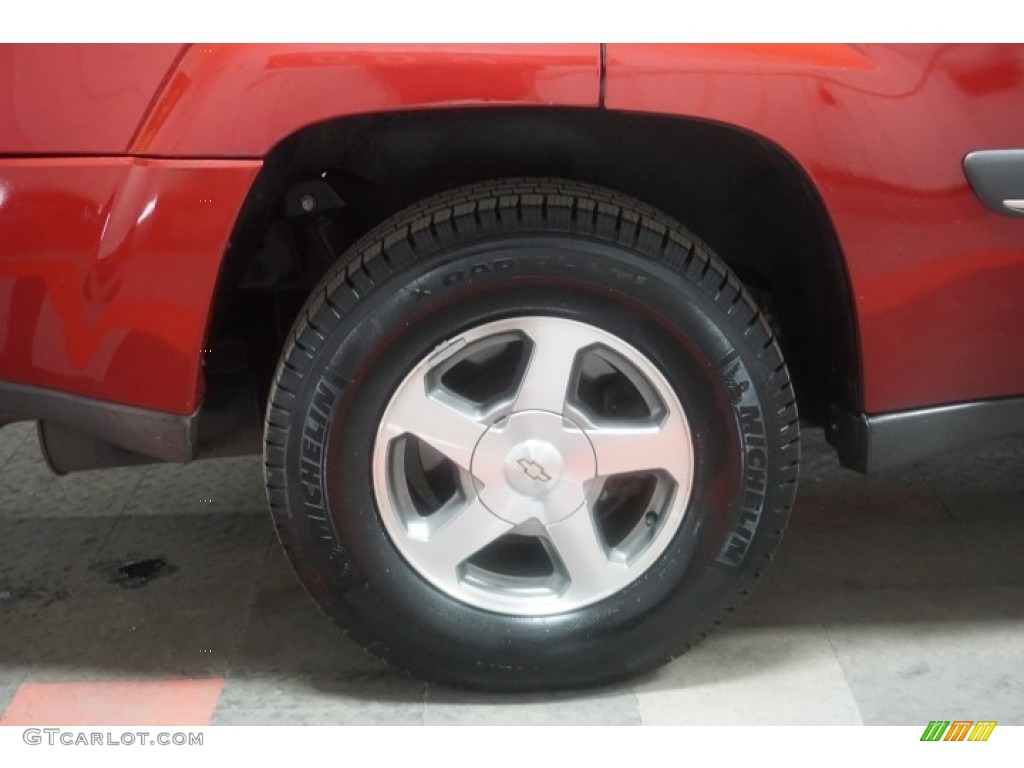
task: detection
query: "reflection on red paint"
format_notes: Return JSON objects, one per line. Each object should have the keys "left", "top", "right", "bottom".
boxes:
{"left": 1, "top": 44, "right": 1023, "bottom": 417}
{"left": 606, "top": 43, "right": 1024, "bottom": 412}
{"left": 0, "top": 44, "right": 185, "bottom": 154}
{"left": 129, "top": 44, "right": 600, "bottom": 155}
{"left": 0, "top": 158, "right": 260, "bottom": 413}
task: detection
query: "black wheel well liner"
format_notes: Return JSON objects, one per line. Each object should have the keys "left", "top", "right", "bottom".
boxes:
{"left": 206, "top": 107, "right": 860, "bottom": 425}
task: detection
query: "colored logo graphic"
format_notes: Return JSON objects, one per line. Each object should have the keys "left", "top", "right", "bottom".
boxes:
{"left": 920, "top": 721, "right": 996, "bottom": 741}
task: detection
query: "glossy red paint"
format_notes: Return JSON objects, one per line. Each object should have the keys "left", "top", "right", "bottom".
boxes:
{"left": 131, "top": 44, "right": 601, "bottom": 156}
{"left": 0, "top": 157, "right": 261, "bottom": 413}
{"left": 0, "top": 44, "right": 186, "bottom": 154}
{"left": 2, "top": 44, "right": 1023, "bottom": 420}
{"left": 0, "top": 44, "right": 600, "bottom": 416}
{"left": 605, "top": 43, "right": 1024, "bottom": 413}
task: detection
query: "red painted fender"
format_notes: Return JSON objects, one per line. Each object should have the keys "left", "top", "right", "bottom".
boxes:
{"left": 0, "top": 45, "right": 599, "bottom": 414}
{"left": 131, "top": 44, "right": 600, "bottom": 156}
{"left": 606, "top": 44, "right": 1024, "bottom": 412}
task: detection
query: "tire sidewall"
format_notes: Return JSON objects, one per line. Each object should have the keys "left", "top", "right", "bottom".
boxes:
{"left": 277, "top": 236, "right": 785, "bottom": 687}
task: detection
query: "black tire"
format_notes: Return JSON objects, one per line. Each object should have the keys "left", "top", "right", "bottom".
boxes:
{"left": 264, "top": 178, "right": 799, "bottom": 691}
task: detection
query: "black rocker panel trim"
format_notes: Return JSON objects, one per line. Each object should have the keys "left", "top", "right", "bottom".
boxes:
{"left": 828, "top": 396, "right": 1024, "bottom": 473}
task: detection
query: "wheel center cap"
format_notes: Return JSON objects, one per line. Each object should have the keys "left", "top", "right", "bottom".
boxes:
{"left": 471, "top": 410, "right": 596, "bottom": 525}
{"left": 505, "top": 440, "right": 563, "bottom": 497}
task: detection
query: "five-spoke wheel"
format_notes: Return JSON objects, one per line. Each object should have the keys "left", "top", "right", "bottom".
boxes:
{"left": 373, "top": 316, "right": 694, "bottom": 615}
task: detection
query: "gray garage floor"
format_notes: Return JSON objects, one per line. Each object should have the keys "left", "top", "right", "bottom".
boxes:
{"left": 0, "top": 420, "right": 1021, "bottom": 725}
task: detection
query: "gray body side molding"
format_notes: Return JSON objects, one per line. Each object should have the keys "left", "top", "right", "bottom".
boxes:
{"left": 828, "top": 397, "right": 1024, "bottom": 473}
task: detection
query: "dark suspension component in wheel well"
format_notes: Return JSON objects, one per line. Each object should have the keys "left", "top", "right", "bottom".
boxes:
{"left": 203, "top": 107, "right": 859, "bottom": 440}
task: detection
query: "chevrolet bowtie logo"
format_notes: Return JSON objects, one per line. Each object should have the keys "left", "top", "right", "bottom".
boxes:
{"left": 517, "top": 458, "right": 551, "bottom": 483}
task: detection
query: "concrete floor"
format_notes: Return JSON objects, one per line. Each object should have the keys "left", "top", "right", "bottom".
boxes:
{"left": 0, "top": 420, "right": 1021, "bottom": 725}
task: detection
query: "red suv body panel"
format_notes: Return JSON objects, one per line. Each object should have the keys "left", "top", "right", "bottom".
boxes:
{"left": 0, "top": 44, "right": 187, "bottom": 154}
{"left": 1, "top": 44, "right": 1022, "bottom": 422}
{"left": 606, "top": 44, "right": 1024, "bottom": 413}
{"left": 0, "top": 44, "right": 600, "bottom": 414}
{"left": 130, "top": 44, "right": 601, "bottom": 156}
{"left": 0, "top": 157, "right": 258, "bottom": 413}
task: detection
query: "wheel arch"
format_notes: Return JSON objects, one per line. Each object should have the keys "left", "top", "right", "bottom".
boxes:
{"left": 203, "top": 107, "right": 860, "bottom": 434}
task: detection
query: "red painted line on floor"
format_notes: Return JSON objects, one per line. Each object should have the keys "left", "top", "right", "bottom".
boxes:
{"left": 0, "top": 678, "right": 224, "bottom": 726}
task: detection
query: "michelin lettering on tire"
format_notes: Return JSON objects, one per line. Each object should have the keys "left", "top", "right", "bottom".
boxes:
{"left": 714, "top": 348, "right": 770, "bottom": 569}
{"left": 299, "top": 381, "right": 336, "bottom": 533}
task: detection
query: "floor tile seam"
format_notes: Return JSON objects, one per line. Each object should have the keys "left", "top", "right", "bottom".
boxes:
{"left": 214, "top": 532, "right": 286, "bottom": 711}
{"left": 822, "top": 621, "right": 866, "bottom": 726}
